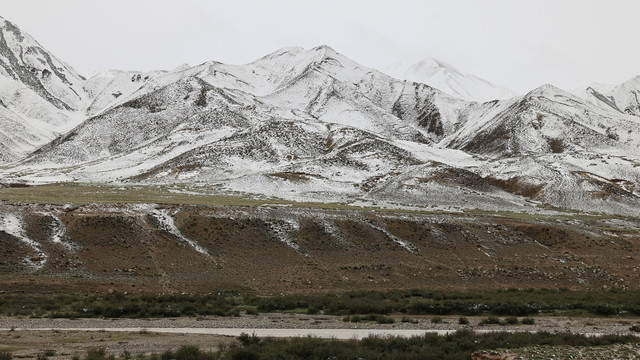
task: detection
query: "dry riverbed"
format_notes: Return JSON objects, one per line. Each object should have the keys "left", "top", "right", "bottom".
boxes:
{"left": 0, "top": 314, "right": 639, "bottom": 359}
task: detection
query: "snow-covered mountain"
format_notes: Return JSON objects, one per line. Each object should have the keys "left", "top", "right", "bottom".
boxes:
{"left": 0, "top": 16, "right": 88, "bottom": 161}
{"left": 572, "top": 76, "right": 640, "bottom": 118}
{"left": 21, "top": 46, "right": 472, "bottom": 190}
{"left": 385, "top": 57, "right": 518, "bottom": 102}
{"left": 443, "top": 84, "right": 640, "bottom": 157}
{"left": 1, "top": 17, "right": 639, "bottom": 216}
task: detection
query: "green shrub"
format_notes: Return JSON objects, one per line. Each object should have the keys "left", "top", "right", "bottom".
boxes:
{"left": 479, "top": 316, "right": 501, "bottom": 325}
{"left": 121, "top": 350, "right": 131, "bottom": 360}
{"left": 431, "top": 317, "right": 443, "bottom": 324}
{"left": 458, "top": 316, "right": 469, "bottom": 325}
{"left": 237, "top": 332, "right": 261, "bottom": 346}
{"left": 174, "top": 345, "right": 202, "bottom": 360}
{"left": 0, "top": 351, "right": 11, "bottom": 360}
{"left": 375, "top": 315, "right": 395, "bottom": 324}
{"left": 306, "top": 307, "right": 320, "bottom": 315}
{"left": 589, "top": 304, "right": 622, "bottom": 316}
{"left": 505, "top": 317, "right": 519, "bottom": 325}
{"left": 343, "top": 314, "right": 394, "bottom": 324}
{"left": 521, "top": 317, "right": 535, "bottom": 325}
{"left": 401, "top": 316, "right": 418, "bottom": 324}
{"left": 84, "top": 348, "right": 113, "bottom": 360}
{"left": 160, "top": 349, "right": 172, "bottom": 360}
{"left": 245, "top": 308, "right": 259, "bottom": 315}
{"left": 4, "top": 288, "right": 640, "bottom": 320}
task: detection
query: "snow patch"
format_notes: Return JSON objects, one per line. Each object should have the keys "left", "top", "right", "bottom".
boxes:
{"left": 0, "top": 213, "right": 47, "bottom": 269}
{"left": 366, "top": 222, "right": 416, "bottom": 253}
{"left": 36, "top": 212, "right": 75, "bottom": 251}
{"left": 266, "top": 219, "right": 303, "bottom": 253}
{"left": 321, "top": 220, "right": 347, "bottom": 243}
{"left": 149, "top": 209, "right": 212, "bottom": 258}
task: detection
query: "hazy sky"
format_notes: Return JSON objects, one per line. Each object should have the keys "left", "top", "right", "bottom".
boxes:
{"left": 2, "top": 0, "right": 639, "bottom": 93}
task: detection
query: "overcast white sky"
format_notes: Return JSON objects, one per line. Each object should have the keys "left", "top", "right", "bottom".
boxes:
{"left": 2, "top": 0, "right": 639, "bottom": 93}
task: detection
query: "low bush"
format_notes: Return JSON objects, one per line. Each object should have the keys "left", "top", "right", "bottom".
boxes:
{"left": 479, "top": 316, "right": 502, "bottom": 325}
{"left": 237, "top": 333, "right": 261, "bottom": 346}
{"left": 505, "top": 317, "right": 519, "bottom": 325}
{"left": 521, "top": 317, "right": 535, "bottom": 325}
{"left": 244, "top": 308, "right": 259, "bottom": 315}
{"left": 221, "top": 330, "right": 640, "bottom": 360}
{"left": 342, "top": 314, "right": 394, "bottom": 324}
{"left": 401, "top": 316, "right": 418, "bottom": 324}
{"left": 84, "top": 348, "right": 113, "bottom": 360}
{"left": 306, "top": 307, "right": 320, "bottom": 315}
{"left": 159, "top": 345, "right": 219, "bottom": 360}
{"left": 3, "top": 288, "right": 640, "bottom": 319}
{"left": 375, "top": 315, "right": 395, "bottom": 324}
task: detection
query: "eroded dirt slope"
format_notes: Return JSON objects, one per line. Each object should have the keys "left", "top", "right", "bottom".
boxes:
{"left": 0, "top": 203, "right": 639, "bottom": 294}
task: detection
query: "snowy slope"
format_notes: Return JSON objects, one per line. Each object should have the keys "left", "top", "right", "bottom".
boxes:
{"left": 606, "top": 76, "right": 640, "bottom": 116}
{"left": 385, "top": 57, "right": 518, "bottom": 102}
{"left": 0, "top": 105, "right": 60, "bottom": 163}
{"left": 83, "top": 69, "right": 172, "bottom": 117}
{"left": 571, "top": 76, "right": 640, "bottom": 117}
{"left": 0, "top": 16, "right": 87, "bottom": 111}
{"left": 0, "top": 16, "right": 88, "bottom": 162}
{"left": 442, "top": 84, "right": 640, "bottom": 158}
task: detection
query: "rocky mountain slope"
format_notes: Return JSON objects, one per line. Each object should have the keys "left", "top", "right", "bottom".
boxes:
{"left": 0, "top": 17, "right": 639, "bottom": 216}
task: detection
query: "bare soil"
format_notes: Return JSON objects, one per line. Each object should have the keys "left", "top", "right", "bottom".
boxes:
{"left": 0, "top": 203, "right": 639, "bottom": 294}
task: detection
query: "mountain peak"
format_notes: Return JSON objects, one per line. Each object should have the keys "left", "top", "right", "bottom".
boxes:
{"left": 617, "top": 74, "right": 640, "bottom": 88}
{"left": 252, "top": 46, "right": 305, "bottom": 64}
{"left": 525, "top": 84, "right": 567, "bottom": 97}
{"left": 0, "top": 15, "right": 87, "bottom": 112}
{"left": 255, "top": 45, "right": 344, "bottom": 63}
{"left": 1, "top": 16, "right": 30, "bottom": 45}
{"left": 385, "top": 57, "right": 518, "bottom": 102}
{"left": 311, "top": 44, "right": 338, "bottom": 55}
{"left": 408, "top": 57, "right": 451, "bottom": 73}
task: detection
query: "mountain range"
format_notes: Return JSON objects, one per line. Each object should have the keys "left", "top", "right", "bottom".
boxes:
{"left": 1, "top": 16, "right": 639, "bottom": 216}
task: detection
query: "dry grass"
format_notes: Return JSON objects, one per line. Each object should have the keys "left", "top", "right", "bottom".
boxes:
{"left": 0, "top": 182, "right": 627, "bottom": 223}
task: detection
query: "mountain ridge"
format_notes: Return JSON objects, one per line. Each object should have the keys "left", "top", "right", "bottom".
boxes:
{"left": 0, "top": 17, "right": 639, "bottom": 216}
